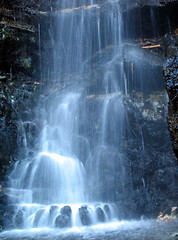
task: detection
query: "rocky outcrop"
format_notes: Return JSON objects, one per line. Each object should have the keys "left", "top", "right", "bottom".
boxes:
{"left": 55, "top": 206, "right": 72, "bottom": 228}
{"left": 0, "top": 0, "right": 40, "bottom": 177}
{"left": 162, "top": 30, "right": 178, "bottom": 160}
{"left": 84, "top": 91, "right": 177, "bottom": 218}
{"left": 163, "top": 49, "right": 178, "bottom": 159}
{"left": 79, "top": 206, "right": 92, "bottom": 226}
{"left": 0, "top": 1, "right": 41, "bottom": 230}
{"left": 122, "top": 92, "right": 177, "bottom": 218}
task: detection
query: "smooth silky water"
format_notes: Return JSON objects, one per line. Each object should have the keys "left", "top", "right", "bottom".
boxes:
{"left": 1, "top": 0, "right": 176, "bottom": 239}
{"left": 5, "top": 0, "right": 123, "bottom": 231}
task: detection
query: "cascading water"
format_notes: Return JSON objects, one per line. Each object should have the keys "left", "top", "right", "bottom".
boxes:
{"left": 1, "top": 0, "right": 177, "bottom": 239}
{"left": 7, "top": 0, "right": 125, "bottom": 229}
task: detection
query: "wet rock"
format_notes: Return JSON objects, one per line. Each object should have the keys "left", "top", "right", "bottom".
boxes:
{"left": 55, "top": 214, "right": 70, "bottom": 228}
{"left": 55, "top": 215, "right": 66, "bottom": 228}
{"left": 55, "top": 206, "right": 72, "bottom": 228}
{"left": 1, "top": 204, "right": 17, "bottom": 229}
{"left": 49, "top": 205, "right": 58, "bottom": 216}
{"left": 96, "top": 207, "right": 106, "bottom": 222}
{"left": 163, "top": 56, "right": 178, "bottom": 159}
{"left": 0, "top": 189, "right": 9, "bottom": 230}
{"left": 33, "top": 209, "right": 45, "bottom": 227}
{"left": 60, "top": 206, "right": 72, "bottom": 217}
{"left": 104, "top": 205, "right": 111, "bottom": 220}
{"left": 0, "top": 0, "right": 41, "bottom": 186}
{"left": 48, "top": 205, "right": 58, "bottom": 225}
{"left": 162, "top": 33, "right": 178, "bottom": 57}
{"left": 79, "top": 206, "right": 91, "bottom": 226}
{"left": 14, "top": 210, "right": 23, "bottom": 228}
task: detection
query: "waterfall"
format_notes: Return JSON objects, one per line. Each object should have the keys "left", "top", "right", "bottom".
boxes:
{"left": 7, "top": 0, "right": 124, "bottom": 229}
{"left": 2, "top": 0, "right": 175, "bottom": 234}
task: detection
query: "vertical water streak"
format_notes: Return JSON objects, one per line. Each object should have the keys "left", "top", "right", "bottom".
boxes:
{"left": 7, "top": 0, "right": 127, "bottom": 229}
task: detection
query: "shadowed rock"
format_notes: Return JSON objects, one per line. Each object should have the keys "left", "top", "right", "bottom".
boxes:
{"left": 33, "top": 209, "right": 45, "bottom": 227}
{"left": 104, "top": 205, "right": 111, "bottom": 220}
{"left": 14, "top": 210, "right": 23, "bottom": 228}
{"left": 55, "top": 205, "right": 72, "bottom": 228}
{"left": 96, "top": 207, "right": 106, "bottom": 222}
{"left": 79, "top": 206, "right": 91, "bottom": 226}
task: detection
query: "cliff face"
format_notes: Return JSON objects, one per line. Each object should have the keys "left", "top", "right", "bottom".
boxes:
{"left": 0, "top": 1, "right": 42, "bottom": 229}
{"left": 0, "top": 1, "right": 40, "bottom": 182}
{"left": 0, "top": 0, "right": 177, "bottom": 230}
{"left": 163, "top": 33, "right": 178, "bottom": 160}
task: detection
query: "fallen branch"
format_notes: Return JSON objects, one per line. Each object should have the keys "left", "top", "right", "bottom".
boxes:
{"left": 39, "top": 4, "right": 100, "bottom": 15}
{"left": 142, "top": 44, "right": 161, "bottom": 49}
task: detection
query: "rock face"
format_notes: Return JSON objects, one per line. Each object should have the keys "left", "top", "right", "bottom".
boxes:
{"left": 119, "top": 92, "right": 177, "bottom": 218}
{"left": 84, "top": 91, "right": 177, "bottom": 218}
{"left": 163, "top": 57, "right": 178, "bottom": 159}
{"left": 163, "top": 32, "right": 178, "bottom": 160}
{"left": 33, "top": 209, "right": 45, "bottom": 227}
{"left": 96, "top": 207, "right": 106, "bottom": 222}
{"left": 79, "top": 206, "right": 91, "bottom": 226}
{"left": 55, "top": 206, "right": 72, "bottom": 228}
{"left": 0, "top": 0, "right": 41, "bottom": 230}
{"left": 0, "top": 0, "right": 41, "bottom": 180}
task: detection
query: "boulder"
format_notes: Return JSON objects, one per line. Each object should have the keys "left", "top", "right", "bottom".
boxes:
{"left": 104, "top": 205, "right": 111, "bottom": 220}
{"left": 55, "top": 205, "right": 72, "bottom": 228}
{"left": 96, "top": 207, "right": 106, "bottom": 222}
{"left": 14, "top": 210, "right": 23, "bottom": 228}
{"left": 33, "top": 209, "right": 44, "bottom": 227}
{"left": 79, "top": 206, "right": 91, "bottom": 226}
{"left": 55, "top": 214, "right": 70, "bottom": 228}
{"left": 60, "top": 205, "right": 72, "bottom": 217}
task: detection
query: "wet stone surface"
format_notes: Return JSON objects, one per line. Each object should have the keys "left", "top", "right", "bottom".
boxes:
{"left": 79, "top": 206, "right": 92, "bottom": 226}
{"left": 163, "top": 56, "right": 178, "bottom": 159}
{"left": 55, "top": 206, "right": 72, "bottom": 228}
{"left": 96, "top": 207, "right": 106, "bottom": 222}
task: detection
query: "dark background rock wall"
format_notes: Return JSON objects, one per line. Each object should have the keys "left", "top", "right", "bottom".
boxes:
{"left": 0, "top": 0, "right": 41, "bottom": 181}
{"left": 163, "top": 33, "right": 178, "bottom": 159}
{"left": 121, "top": 1, "right": 178, "bottom": 218}
{"left": 0, "top": 1, "right": 42, "bottom": 229}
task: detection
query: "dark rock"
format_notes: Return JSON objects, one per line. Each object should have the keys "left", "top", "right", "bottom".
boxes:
{"left": 96, "top": 207, "right": 106, "bottom": 222}
{"left": 163, "top": 56, "right": 178, "bottom": 159}
{"left": 122, "top": 1, "right": 178, "bottom": 40}
{"left": 48, "top": 205, "right": 58, "bottom": 226}
{"left": 55, "top": 214, "right": 70, "bottom": 228}
{"left": 55, "top": 206, "right": 72, "bottom": 228}
{"left": 0, "top": 0, "right": 41, "bottom": 185}
{"left": 1, "top": 205, "right": 17, "bottom": 229}
{"left": 104, "top": 205, "right": 111, "bottom": 220}
{"left": 0, "top": 191, "right": 10, "bottom": 230}
{"left": 14, "top": 210, "right": 23, "bottom": 228}
{"left": 60, "top": 206, "right": 72, "bottom": 217}
{"left": 162, "top": 34, "right": 178, "bottom": 57}
{"left": 49, "top": 205, "right": 58, "bottom": 216}
{"left": 33, "top": 209, "right": 45, "bottom": 227}
{"left": 79, "top": 206, "right": 91, "bottom": 226}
